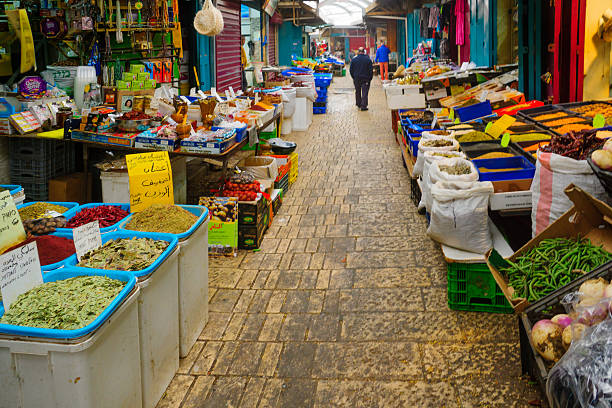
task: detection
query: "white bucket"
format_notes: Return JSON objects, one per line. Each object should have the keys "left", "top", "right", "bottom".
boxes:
{"left": 0, "top": 287, "right": 142, "bottom": 408}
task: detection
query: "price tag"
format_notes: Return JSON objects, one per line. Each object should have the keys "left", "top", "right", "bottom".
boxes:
{"left": 487, "top": 114, "right": 516, "bottom": 138}
{"left": 73, "top": 221, "right": 102, "bottom": 261}
{"left": 449, "top": 109, "right": 454, "bottom": 120}
{"left": 431, "top": 113, "right": 438, "bottom": 129}
{"left": 0, "top": 241, "right": 43, "bottom": 310}
{"left": 500, "top": 132, "right": 511, "bottom": 148}
{"left": 211, "top": 87, "right": 223, "bottom": 103}
{"left": 0, "top": 190, "right": 26, "bottom": 254}
{"left": 126, "top": 151, "right": 174, "bottom": 212}
{"left": 593, "top": 114, "right": 606, "bottom": 128}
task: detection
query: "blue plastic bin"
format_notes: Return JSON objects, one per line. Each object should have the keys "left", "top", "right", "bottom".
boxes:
{"left": 212, "top": 124, "right": 248, "bottom": 142}
{"left": 314, "top": 73, "right": 333, "bottom": 88}
{"left": 407, "top": 133, "right": 422, "bottom": 157}
{"left": 0, "top": 184, "right": 22, "bottom": 196}
{"left": 41, "top": 231, "right": 76, "bottom": 271}
{"left": 313, "top": 106, "right": 327, "bottom": 114}
{"left": 58, "top": 203, "right": 131, "bottom": 234}
{"left": 454, "top": 101, "right": 493, "bottom": 122}
{"left": 118, "top": 205, "right": 208, "bottom": 241}
{"left": 17, "top": 201, "right": 79, "bottom": 215}
{"left": 315, "top": 95, "right": 328, "bottom": 103}
{"left": 472, "top": 156, "right": 536, "bottom": 181}
{"left": 0, "top": 268, "right": 137, "bottom": 339}
{"left": 64, "top": 230, "right": 179, "bottom": 278}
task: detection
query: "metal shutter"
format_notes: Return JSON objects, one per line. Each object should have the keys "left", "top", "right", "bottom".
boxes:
{"left": 215, "top": 0, "right": 241, "bottom": 91}
{"left": 268, "top": 23, "right": 277, "bottom": 65}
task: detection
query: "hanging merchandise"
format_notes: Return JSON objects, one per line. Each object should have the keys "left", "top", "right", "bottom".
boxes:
{"left": 6, "top": 9, "right": 36, "bottom": 73}
{"left": 194, "top": 0, "right": 224, "bottom": 36}
{"left": 115, "top": 0, "right": 123, "bottom": 43}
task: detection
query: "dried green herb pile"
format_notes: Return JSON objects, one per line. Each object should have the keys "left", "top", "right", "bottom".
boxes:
{"left": 19, "top": 203, "right": 68, "bottom": 221}
{"left": 125, "top": 204, "right": 198, "bottom": 234}
{"left": 77, "top": 238, "right": 168, "bottom": 271}
{"left": 0, "top": 276, "right": 125, "bottom": 330}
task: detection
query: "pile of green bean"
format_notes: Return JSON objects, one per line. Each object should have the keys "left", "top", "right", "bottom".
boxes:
{"left": 501, "top": 237, "right": 612, "bottom": 302}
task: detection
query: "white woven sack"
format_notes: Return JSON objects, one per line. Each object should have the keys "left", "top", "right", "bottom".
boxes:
{"left": 413, "top": 137, "right": 460, "bottom": 176}
{"left": 427, "top": 180, "right": 494, "bottom": 254}
{"left": 421, "top": 130, "right": 455, "bottom": 139}
{"left": 212, "top": 6, "right": 224, "bottom": 35}
{"left": 419, "top": 150, "right": 466, "bottom": 211}
{"left": 194, "top": 0, "right": 217, "bottom": 36}
{"left": 429, "top": 157, "right": 479, "bottom": 185}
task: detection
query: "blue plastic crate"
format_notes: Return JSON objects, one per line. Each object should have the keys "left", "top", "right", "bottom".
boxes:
{"left": 316, "top": 88, "right": 327, "bottom": 97}
{"left": 212, "top": 124, "right": 247, "bottom": 143}
{"left": 315, "top": 95, "right": 328, "bottom": 103}
{"left": 65, "top": 230, "right": 179, "bottom": 278}
{"left": 42, "top": 231, "right": 76, "bottom": 271}
{"left": 472, "top": 156, "right": 536, "bottom": 181}
{"left": 0, "top": 184, "right": 22, "bottom": 196}
{"left": 313, "top": 106, "right": 327, "bottom": 114}
{"left": 407, "top": 133, "right": 421, "bottom": 157}
{"left": 58, "top": 203, "right": 131, "bottom": 234}
{"left": 314, "top": 73, "right": 332, "bottom": 88}
{"left": 0, "top": 268, "right": 137, "bottom": 339}
{"left": 454, "top": 101, "right": 493, "bottom": 122}
{"left": 118, "top": 205, "right": 208, "bottom": 241}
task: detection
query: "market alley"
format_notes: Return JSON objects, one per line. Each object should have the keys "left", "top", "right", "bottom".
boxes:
{"left": 156, "top": 76, "right": 544, "bottom": 408}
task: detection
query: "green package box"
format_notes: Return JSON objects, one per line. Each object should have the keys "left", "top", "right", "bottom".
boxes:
{"left": 117, "top": 80, "right": 131, "bottom": 90}
{"left": 130, "top": 64, "right": 145, "bottom": 73}
{"left": 122, "top": 72, "right": 134, "bottom": 81}
{"left": 131, "top": 80, "right": 144, "bottom": 90}
{"left": 137, "top": 72, "right": 150, "bottom": 81}
{"left": 144, "top": 79, "right": 156, "bottom": 89}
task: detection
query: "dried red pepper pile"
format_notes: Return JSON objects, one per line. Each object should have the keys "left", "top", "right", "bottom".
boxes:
{"left": 66, "top": 205, "right": 129, "bottom": 228}
{"left": 540, "top": 129, "right": 604, "bottom": 160}
{"left": 120, "top": 111, "right": 151, "bottom": 120}
{"left": 6, "top": 235, "right": 76, "bottom": 265}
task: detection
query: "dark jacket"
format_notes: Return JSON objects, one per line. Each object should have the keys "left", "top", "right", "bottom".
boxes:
{"left": 350, "top": 54, "right": 373, "bottom": 81}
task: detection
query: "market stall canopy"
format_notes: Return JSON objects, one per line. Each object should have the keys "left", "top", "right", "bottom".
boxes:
{"left": 274, "top": 0, "right": 326, "bottom": 26}
{"left": 365, "top": 0, "right": 426, "bottom": 16}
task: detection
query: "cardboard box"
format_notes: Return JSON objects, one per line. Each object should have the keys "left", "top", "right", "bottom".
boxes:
{"left": 238, "top": 206, "right": 269, "bottom": 249}
{"left": 486, "top": 185, "right": 612, "bottom": 312}
{"left": 130, "top": 64, "right": 145, "bottom": 73}
{"left": 238, "top": 196, "right": 266, "bottom": 225}
{"left": 131, "top": 81, "right": 144, "bottom": 91}
{"left": 137, "top": 72, "right": 150, "bottom": 81}
{"left": 199, "top": 197, "right": 238, "bottom": 256}
{"left": 144, "top": 79, "right": 156, "bottom": 89}
{"left": 49, "top": 172, "right": 91, "bottom": 203}
{"left": 122, "top": 72, "right": 135, "bottom": 82}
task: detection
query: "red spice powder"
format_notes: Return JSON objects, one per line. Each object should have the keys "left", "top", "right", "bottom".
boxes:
{"left": 6, "top": 235, "right": 76, "bottom": 266}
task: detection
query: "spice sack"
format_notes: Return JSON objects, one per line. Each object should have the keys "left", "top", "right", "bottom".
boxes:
{"left": 419, "top": 151, "right": 467, "bottom": 212}
{"left": 531, "top": 152, "right": 609, "bottom": 237}
{"left": 427, "top": 180, "right": 494, "bottom": 254}
{"left": 413, "top": 136, "right": 459, "bottom": 176}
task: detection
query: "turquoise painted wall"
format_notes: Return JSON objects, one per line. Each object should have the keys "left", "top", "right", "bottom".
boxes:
{"left": 278, "top": 22, "right": 303, "bottom": 66}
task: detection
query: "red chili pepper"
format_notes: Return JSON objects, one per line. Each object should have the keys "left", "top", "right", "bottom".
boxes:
{"left": 66, "top": 205, "right": 129, "bottom": 228}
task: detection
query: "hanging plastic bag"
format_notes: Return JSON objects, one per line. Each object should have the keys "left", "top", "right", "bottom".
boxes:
{"left": 413, "top": 137, "right": 460, "bottom": 176}
{"left": 427, "top": 180, "right": 494, "bottom": 254}
{"left": 419, "top": 150, "right": 466, "bottom": 211}
{"left": 531, "top": 151, "right": 609, "bottom": 237}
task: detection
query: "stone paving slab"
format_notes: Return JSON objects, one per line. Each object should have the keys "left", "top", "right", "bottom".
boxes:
{"left": 156, "top": 75, "right": 545, "bottom": 408}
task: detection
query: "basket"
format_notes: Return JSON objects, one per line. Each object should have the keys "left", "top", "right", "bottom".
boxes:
{"left": 447, "top": 262, "right": 513, "bottom": 314}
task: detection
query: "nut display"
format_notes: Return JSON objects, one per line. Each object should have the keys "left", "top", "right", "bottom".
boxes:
{"left": 199, "top": 197, "right": 238, "bottom": 222}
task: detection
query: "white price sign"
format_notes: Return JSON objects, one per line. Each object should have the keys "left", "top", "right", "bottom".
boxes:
{"left": 73, "top": 221, "right": 102, "bottom": 261}
{"left": 0, "top": 241, "right": 43, "bottom": 310}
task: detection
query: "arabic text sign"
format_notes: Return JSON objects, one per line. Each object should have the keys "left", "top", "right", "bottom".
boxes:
{"left": 126, "top": 151, "right": 174, "bottom": 212}
{"left": 0, "top": 241, "right": 43, "bottom": 310}
{"left": 0, "top": 190, "right": 26, "bottom": 254}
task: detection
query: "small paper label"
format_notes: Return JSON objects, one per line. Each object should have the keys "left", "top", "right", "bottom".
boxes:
{"left": 487, "top": 114, "right": 516, "bottom": 138}
{"left": 593, "top": 114, "right": 605, "bottom": 128}
{"left": 0, "top": 241, "right": 43, "bottom": 310}
{"left": 431, "top": 114, "right": 438, "bottom": 129}
{"left": 73, "top": 220, "right": 102, "bottom": 261}
{"left": 500, "top": 132, "right": 510, "bottom": 148}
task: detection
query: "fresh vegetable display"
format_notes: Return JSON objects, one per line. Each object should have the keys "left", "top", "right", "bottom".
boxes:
{"left": 0, "top": 276, "right": 125, "bottom": 330}
{"left": 590, "top": 139, "right": 612, "bottom": 171}
{"left": 124, "top": 204, "right": 198, "bottom": 234}
{"left": 540, "top": 129, "right": 605, "bottom": 160}
{"left": 77, "top": 238, "right": 169, "bottom": 271}
{"left": 501, "top": 238, "right": 612, "bottom": 302}
{"left": 5, "top": 235, "right": 76, "bottom": 265}
{"left": 531, "top": 277, "right": 612, "bottom": 363}
{"left": 66, "top": 205, "right": 129, "bottom": 228}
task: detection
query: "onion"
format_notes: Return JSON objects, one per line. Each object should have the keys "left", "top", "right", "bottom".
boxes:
{"left": 562, "top": 323, "right": 587, "bottom": 350}
{"left": 604, "top": 139, "right": 612, "bottom": 152}
{"left": 531, "top": 320, "right": 564, "bottom": 362}
{"left": 551, "top": 314, "right": 573, "bottom": 329}
{"left": 576, "top": 299, "right": 608, "bottom": 326}
{"left": 578, "top": 278, "right": 608, "bottom": 301}
{"left": 604, "top": 283, "right": 612, "bottom": 299}
{"left": 592, "top": 150, "right": 612, "bottom": 171}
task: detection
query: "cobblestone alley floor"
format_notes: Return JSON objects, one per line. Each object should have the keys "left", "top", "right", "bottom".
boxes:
{"left": 157, "top": 75, "right": 544, "bottom": 407}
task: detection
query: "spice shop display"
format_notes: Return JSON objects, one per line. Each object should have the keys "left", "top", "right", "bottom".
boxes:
{"left": 77, "top": 237, "right": 169, "bottom": 271}
{"left": 19, "top": 202, "right": 69, "bottom": 221}
{"left": 5, "top": 235, "right": 76, "bottom": 266}
{"left": 66, "top": 205, "right": 129, "bottom": 228}
{"left": 540, "top": 130, "right": 605, "bottom": 160}
{"left": 124, "top": 204, "right": 197, "bottom": 234}
{"left": 0, "top": 276, "right": 125, "bottom": 330}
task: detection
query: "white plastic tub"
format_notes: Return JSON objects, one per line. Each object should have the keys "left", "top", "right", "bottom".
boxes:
{"left": 137, "top": 247, "right": 180, "bottom": 408}
{"left": 0, "top": 287, "right": 142, "bottom": 408}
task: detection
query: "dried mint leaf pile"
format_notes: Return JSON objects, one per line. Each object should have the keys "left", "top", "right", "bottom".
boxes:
{"left": 77, "top": 238, "right": 168, "bottom": 271}
{"left": 125, "top": 204, "right": 198, "bottom": 234}
{"left": 0, "top": 276, "right": 125, "bottom": 330}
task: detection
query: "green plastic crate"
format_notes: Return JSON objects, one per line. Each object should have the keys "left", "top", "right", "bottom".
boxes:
{"left": 447, "top": 262, "right": 513, "bottom": 314}
{"left": 260, "top": 130, "right": 277, "bottom": 139}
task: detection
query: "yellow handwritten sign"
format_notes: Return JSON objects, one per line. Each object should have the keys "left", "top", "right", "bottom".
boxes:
{"left": 126, "top": 151, "right": 174, "bottom": 212}
{"left": 486, "top": 114, "right": 516, "bottom": 138}
{"left": 0, "top": 190, "right": 26, "bottom": 254}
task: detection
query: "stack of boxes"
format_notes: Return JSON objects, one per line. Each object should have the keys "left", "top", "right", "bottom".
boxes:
{"left": 313, "top": 73, "right": 332, "bottom": 114}
{"left": 238, "top": 196, "right": 270, "bottom": 250}
{"left": 116, "top": 64, "right": 158, "bottom": 91}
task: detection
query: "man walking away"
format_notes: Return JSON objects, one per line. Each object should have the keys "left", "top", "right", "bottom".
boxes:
{"left": 375, "top": 40, "right": 391, "bottom": 81}
{"left": 349, "top": 47, "right": 373, "bottom": 111}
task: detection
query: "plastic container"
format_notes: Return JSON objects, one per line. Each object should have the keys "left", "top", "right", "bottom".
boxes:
{"left": 0, "top": 184, "right": 22, "bottom": 196}
{"left": 447, "top": 262, "right": 513, "bottom": 314}
{"left": 454, "top": 100, "right": 493, "bottom": 122}
{"left": 59, "top": 203, "right": 131, "bottom": 234}
{"left": 212, "top": 124, "right": 248, "bottom": 143}
{"left": 17, "top": 200, "right": 79, "bottom": 215}
{"left": 66, "top": 230, "right": 180, "bottom": 408}
{"left": 313, "top": 106, "right": 327, "bottom": 114}
{"left": 12, "top": 189, "right": 24, "bottom": 206}
{"left": 119, "top": 205, "right": 209, "bottom": 357}
{"left": 99, "top": 171, "right": 130, "bottom": 203}
{"left": 0, "top": 269, "right": 142, "bottom": 408}
{"left": 314, "top": 73, "right": 332, "bottom": 88}
{"left": 472, "top": 156, "right": 536, "bottom": 182}
{"left": 38, "top": 231, "right": 76, "bottom": 271}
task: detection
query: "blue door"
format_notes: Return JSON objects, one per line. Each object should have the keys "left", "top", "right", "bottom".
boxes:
{"left": 470, "top": 0, "right": 495, "bottom": 66}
